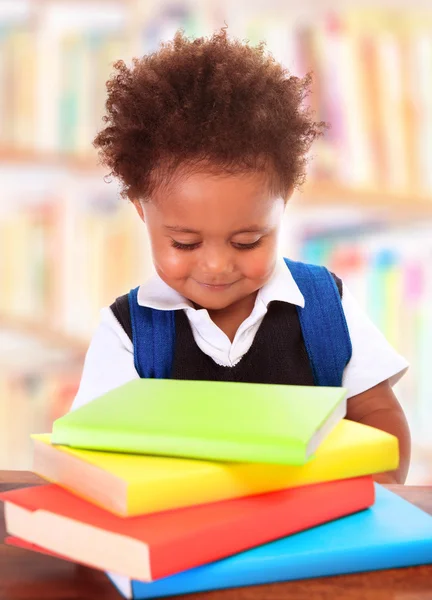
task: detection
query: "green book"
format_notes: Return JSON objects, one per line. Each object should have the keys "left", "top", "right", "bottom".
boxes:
{"left": 52, "top": 380, "right": 347, "bottom": 465}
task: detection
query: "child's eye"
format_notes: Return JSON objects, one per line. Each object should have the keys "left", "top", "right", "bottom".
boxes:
{"left": 232, "top": 239, "right": 263, "bottom": 251}
{"left": 171, "top": 240, "right": 201, "bottom": 251}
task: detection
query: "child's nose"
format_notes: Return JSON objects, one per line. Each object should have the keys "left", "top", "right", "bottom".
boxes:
{"left": 199, "top": 244, "right": 234, "bottom": 275}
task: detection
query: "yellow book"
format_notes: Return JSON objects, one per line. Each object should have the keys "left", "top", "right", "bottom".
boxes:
{"left": 32, "top": 419, "right": 398, "bottom": 517}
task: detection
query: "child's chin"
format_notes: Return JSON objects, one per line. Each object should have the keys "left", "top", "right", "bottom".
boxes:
{"left": 191, "top": 291, "right": 237, "bottom": 312}
{"left": 195, "top": 298, "right": 232, "bottom": 312}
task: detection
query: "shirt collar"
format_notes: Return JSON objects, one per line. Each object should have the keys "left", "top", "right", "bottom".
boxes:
{"left": 257, "top": 257, "right": 305, "bottom": 308}
{"left": 137, "top": 257, "right": 305, "bottom": 311}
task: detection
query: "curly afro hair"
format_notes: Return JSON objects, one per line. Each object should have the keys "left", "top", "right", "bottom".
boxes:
{"left": 94, "top": 28, "right": 326, "bottom": 202}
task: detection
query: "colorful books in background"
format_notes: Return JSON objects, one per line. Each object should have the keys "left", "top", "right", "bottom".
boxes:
{"left": 0, "top": 6, "right": 127, "bottom": 155}
{"left": 300, "top": 223, "right": 432, "bottom": 454}
{"left": 0, "top": 195, "right": 147, "bottom": 343}
{"left": 51, "top": 379, "right": 347, "bottom": 465}
{"left": 6, "top": 486, "right": 432, "bottom": 598}
{"left": 32, "top": 420, "right": 398, "bottom": 517}
{"left": 0, "top": 476, "right": 374, "bottom": 581}
{"left": 3, "top": 6, "right": 432, "bottom": 195}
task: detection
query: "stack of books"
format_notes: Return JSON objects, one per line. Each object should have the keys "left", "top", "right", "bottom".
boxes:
{"left": 1, "top": 379, "right": 432, "bottom": 599}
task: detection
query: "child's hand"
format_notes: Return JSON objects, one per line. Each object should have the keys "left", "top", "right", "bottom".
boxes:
{"left": 346, "top": 379, "right": 411, "bottom": 484}
{"left": 372, "top": 472, "right": 399, "bottom": 485}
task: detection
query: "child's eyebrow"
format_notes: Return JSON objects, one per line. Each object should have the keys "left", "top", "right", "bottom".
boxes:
{"left": 165, "top": 226, "right": 200, "bottom": 234}
{"left": 231, "top": 226, "right": 269, "bottom": 235}
{"left": 165, "top": 225, "right": 268, "bottom": 235}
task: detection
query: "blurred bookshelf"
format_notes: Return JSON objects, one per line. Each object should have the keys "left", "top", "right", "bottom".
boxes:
{"left": 0, "top": 314, "right": 88, "bottom": 354}
{"left": 0, "top": 323, "right": 84, "bottom": 469}
{"left": 293, "top": 219, "right": 432, "bottom": 485}
{"left": 1, "top": 0, "right": 432, "bottom": 482}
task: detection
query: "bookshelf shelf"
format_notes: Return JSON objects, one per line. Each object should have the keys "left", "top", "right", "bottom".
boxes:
{"left": 1, "top": 150, "right": 432, "bottom": 216}
{"left": 295, "top": 183, "right": 432, "bottom": 215}
{"left": 0, "top": 149, "right": 102, "bottom": 174}
{"left": 0, "top": 314, "right": 88, "bottom": 355}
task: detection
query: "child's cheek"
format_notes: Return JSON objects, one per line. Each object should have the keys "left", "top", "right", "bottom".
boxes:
{"left": 157, "top": 248, "right": 195, "bottom": 281}
{"left": 148, "top": 234, "right": 191, "bottom": 280}
{"left": 239, "top": 245, "right": 277, "bottom": 283}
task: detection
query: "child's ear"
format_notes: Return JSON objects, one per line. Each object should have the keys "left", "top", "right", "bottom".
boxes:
{"left": 133, "top": 200, "right": 145, "bottom": 222}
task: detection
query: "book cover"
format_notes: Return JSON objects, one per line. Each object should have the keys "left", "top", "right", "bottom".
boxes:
{"left": 51, "top": 379, "right": 347, "bottom": 465}
{"left": 32, "top": 419, "right": 398, "bottom": 516}
{"left": 0, "top": 476, "right": 373, "bottom": 581}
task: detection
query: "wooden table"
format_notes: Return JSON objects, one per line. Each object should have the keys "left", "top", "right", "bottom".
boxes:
{"left": 0, "top": 472, "right": 431, "bottom": 600}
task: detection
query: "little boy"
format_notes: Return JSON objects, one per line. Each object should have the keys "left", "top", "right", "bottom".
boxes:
{"left": 72, "top": 30, "right": 410, "bottom": 483}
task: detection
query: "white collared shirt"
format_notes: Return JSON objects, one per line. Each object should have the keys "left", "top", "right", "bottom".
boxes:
{"left": 71, "top": 258, "right": 409, "bottom": 410}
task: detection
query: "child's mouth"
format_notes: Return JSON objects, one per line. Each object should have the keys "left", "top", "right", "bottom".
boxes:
{"left": 195, "top": 280, "right": 237, "bottom": 291}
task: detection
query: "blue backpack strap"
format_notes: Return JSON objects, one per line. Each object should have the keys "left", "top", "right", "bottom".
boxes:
{"left": 127, "top": 286, "right": 176, "bottom": 379}
{"left": 284, "top": 258, "right": 352, "bottom": 387}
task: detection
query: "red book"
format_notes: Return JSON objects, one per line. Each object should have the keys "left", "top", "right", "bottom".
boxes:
{"left": 0, "top": 476, "right": 374, "bottom": 581}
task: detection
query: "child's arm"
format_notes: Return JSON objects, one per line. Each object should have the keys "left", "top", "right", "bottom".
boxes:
{"left": 70, "top": 307, "right": 139, "bottom": 412}
{"left": 346, "top": 379, "right": 411, "bottom": 484}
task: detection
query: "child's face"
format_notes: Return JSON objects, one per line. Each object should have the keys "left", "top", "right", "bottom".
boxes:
{"left": 138, "top": 170, "right": 286, "bottom": 312}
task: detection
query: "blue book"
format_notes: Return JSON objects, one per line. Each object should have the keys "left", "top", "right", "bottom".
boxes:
{"left": 107, "top": 485, "right": 432, "bottom": 599}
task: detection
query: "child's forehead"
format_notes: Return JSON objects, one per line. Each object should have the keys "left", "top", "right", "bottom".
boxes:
{"left": 153, "top": 168, "right": 278, "bottom": 205}
{"left": 147, "top": 170, "right": 284, "bottom": 231}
